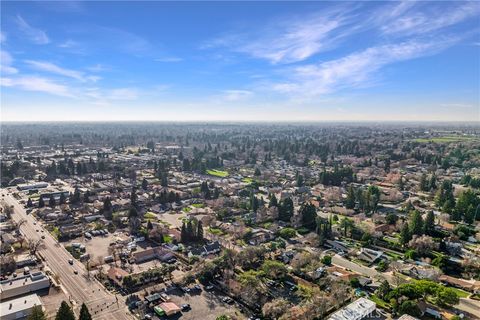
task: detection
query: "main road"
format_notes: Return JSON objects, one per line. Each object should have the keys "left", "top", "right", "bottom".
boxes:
{"left": 3, "top": 191, "right": 133, "bottom": 320}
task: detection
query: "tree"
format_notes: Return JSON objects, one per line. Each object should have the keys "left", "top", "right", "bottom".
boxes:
{"left": 27, "top": 198, "right": 33, "bottom": 207}
{"left": 269, "top": 194, "right": 278, "bottom": 208}
{"left": 398, "top": 300, "right": 422, "bottom": 317}
{"left": 262, "top": 260, "right": 287, "bottom": 280}
{"left": 300, "top": 203, "right": 317, "bottom": 230}
{"left": 400, "top": 223, "right": 412, "bottom": 246}
{"left": 196, "top": 220, "right": 204, "bottom": 241}
{"left": 424, "top": 210, "right": 435, "bottom": 235}
{"left": 262, "top": 298, "right": 290, "bottom": 319}
{"left": 340, "top": 217, "right": 354, "bottom": 237}
{"left": 377, "top": 280, "right": 391, "bottom": 300}
{"left": 58, "top": 193, "right": 66, "bottom": 205}
{"left": 279, "top": 198, "right": 293, "bottom": 222}
{"left": 79, "top": 303, "right": 92, "bottom": 320}
{"left": 141, "top": 178, "right": 148, "bottom": 190}
{"left": 409, "top": 210, "right": 423, "bottom": 236}
{"left": 27, "top": 305, "right": 46, "bottom": 320}
{"left": 321, "top": 255, "right": 332, "bottom": 266}
{"left": 408, "top": 235, "right": 437, "bottom": 256}
{"left": 254, "top": 168, "right": 261, "bottom": 176}
{"left": 38, "top": 197, "right": 45, "bottom": 208}
{"left": 55, "top": 301, "right": 75, "bottom": 320}
{"left": 279, "top": 227, "right": 296, "bottom": 239}
{"left": 436, "top": 287, "right": 459, "bottom": 306}
{"left": 345, "top": 185, "right": 355, "bottom": 209}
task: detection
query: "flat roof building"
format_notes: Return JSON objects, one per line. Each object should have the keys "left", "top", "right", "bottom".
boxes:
{"left": 328, "top": 298, "right": 376, "bottom": 320}
{"left": 0, "top": 293, "right": 43, "bottom": 320}
{"left": 0, "top": 271, "right": 50, "bottom": 300}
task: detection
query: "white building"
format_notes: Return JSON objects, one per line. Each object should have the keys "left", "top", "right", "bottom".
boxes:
{"left": 0, "top": 272, "right": 50, "bottom": 300}
{"left": 0, "top": 293, "right": 43, "bottom": 320}
{"left": 328, "top": 298, "right": 376, "bottom": 320}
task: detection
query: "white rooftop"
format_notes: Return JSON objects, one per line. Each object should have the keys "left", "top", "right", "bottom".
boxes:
{"left": 0, "top": 293, "right": 42, "bottom": 317}
{"left": 328, "top": 298, "right": 376, "bottom": 320}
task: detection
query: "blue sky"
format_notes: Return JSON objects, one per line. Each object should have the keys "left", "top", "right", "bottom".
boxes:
{"left": 1, "top": 1, "right": 479, "bottom": 121}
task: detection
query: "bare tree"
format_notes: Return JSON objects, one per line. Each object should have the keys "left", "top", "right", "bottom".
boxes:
{"left": 27, "top": 239, "right": 43, "bottom": 257}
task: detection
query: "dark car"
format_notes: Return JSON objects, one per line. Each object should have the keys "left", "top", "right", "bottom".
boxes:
{"left": 181, "top": 304, "right": 191, "bottom": 311}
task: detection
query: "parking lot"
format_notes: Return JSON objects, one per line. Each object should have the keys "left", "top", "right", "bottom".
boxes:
{"left": 141, "top": 285, "right": 246, "bottom": 320}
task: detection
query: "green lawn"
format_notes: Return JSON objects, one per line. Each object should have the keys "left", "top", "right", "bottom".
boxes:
{"left": 369, "top": 294, "right": 391, "bottom": 310}
{"left": 206, "top": 169, "right": 229, "bottom": 178}
{"left": 144, "top": 212, "right": 157, "bottom": 219}
{"left": 242, "top": 177, "right": 254, "bottom": 184}
{"left": 182, "top": 207, "right": 192, "bottom": 212}
{"left": 208, "top": 227, "right": 224, "bottom": 236}
{"left": 191, "top": 203, "right": 204, "bottom": 208}
{"left": 450, "top": 288, "right": 470, "bottom": 298}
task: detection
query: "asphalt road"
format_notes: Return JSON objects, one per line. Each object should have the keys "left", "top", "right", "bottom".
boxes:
{"left": 3, "top": 192, "right": 133, "bottom": 320}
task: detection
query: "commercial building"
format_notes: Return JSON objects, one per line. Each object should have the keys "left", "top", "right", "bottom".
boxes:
{"left": 0, "top": 293, "right": 43, "bottom": 320}
{"left": 328, "top": 298, "right": 376, "bottom": 320}
{"left": 0, "top": 272, "right": 50, "bottom": 300}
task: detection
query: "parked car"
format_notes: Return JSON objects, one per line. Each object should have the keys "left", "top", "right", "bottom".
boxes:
{"left": 222, "top": 297, "right": 234, "bottom": 304}
{"left": 68, "top": 259, "right": 74, "bottom": 265}
{"left": 205, "top": 285, "right": 214, "bottom": 291}
{"left": 181, "top": 304, "right": 191, "bottom": 311}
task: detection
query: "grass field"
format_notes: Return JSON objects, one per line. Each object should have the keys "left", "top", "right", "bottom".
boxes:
{"left": 450, "top": 287, "right": 470, "bottom": 298}
{"left": 369, "top": 294, "right": 391, "bottom": 310}
{"left": 206, "top": 169, "right": 229, "bottom": 178}
{"left": 191, "top": 203, "right": 205, "bottom": 208}
{"left": 413, "top": 135, "right": 478, "bottom": 143}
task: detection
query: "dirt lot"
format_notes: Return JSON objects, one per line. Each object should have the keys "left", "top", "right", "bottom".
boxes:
{"left": 39, "top": 286, "right": 69, "bottom": 318}
{"left": 157, "top": 211, "right": 188, "bottom": 228}
{"left": 63, "top": 233, "right": 121, "bottom": 263}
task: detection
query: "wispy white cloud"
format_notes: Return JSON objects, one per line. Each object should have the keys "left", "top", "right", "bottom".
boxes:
{"left": 1, "top": 75, "right": 73, "bottom": 97}
{"left": 220, "top": 90, "right": 253, "bottom": 101}
{"left": 24, "top": 60, "right": 99, "bottom": 83}
{"left": 58, "top": 39, "right": 78, "bottom": 48}
{"left": 0, "top": 50, "right": 18, "bottom": 74}
{"left": 272, "top": 37, "right": 460, "bottom": 98}
{"left": 15, "top": 15, "right": 50, "bottom": 45}
{"left": 86, "top": 64, "right": 109, "bottom": 72}
{"left": 206, "top": 7, "right": 355, "bottom": 64}
{"left": 0, "top": 31, "right": 6, "bottom": 43}
{"left": 154, "top": 57, "right": 183, "bottom": 63}
{"left": 381, "top": 2, "right": 480, "bottom": 36}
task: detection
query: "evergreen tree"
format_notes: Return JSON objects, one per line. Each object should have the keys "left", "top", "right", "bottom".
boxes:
{"left": 79, "top": 303, "right": 92, "bottom": 320}
{"left": 27, "top": 306, "right": 46, "bottom": 320}
{"left": 27, "top": 198, "right": 33, "bottom": 207}
{"left": 279, "top": 198, "right": 294, "bottom": 222}
{"left": 269, "top": 194, "right": 278, "bottom": 208}
{"left": 424, "top": 210, "right": 435, "bottom": 235}
{"left": 254, "top": 168, "right": 261, "bottom": 176}
{"left": 300, "top": 203, "right": 317, "bottom": 230}
{"left": 55, "top": 301, "right": 75, "bottom": 320}
{"left": 410, "top": 210, "right": 424, "bottom": 236}
{"left": 38, "top": 197, "right": 45, "bottom": 208}
{"left": 142, "top": 178, "right": 148, "bottom": 190}
{"left": 419, "top": 173, "right": 428, "bottom": 191}
{"left": 196, "top": 220, "right": 204, "bottom": 240}
{"left": 59, "top": 193, "right": 66, "bottom": 205}
{"left": 345, "top": 185, "right": 355, "bottom": 209}
{"left": 400, "top": 223, "right": 412, "bottom": 245}
{"left": 181, "top": 222, "right": 188, "bottom": 243}
{"left": 48, "top": 195, "right": 56, "bottom": 208}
